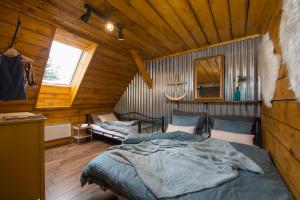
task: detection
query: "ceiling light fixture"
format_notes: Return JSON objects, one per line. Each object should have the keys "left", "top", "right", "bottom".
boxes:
{"left": 80, "top": 4, "right": 108, "bottom": 23}
{"left": 80, "top": 7, "right": 91, "bottom": 23}
{"left": 80, "top": 4, "right": 125, "bottom": 41}
{"left": 117, "top": 25, "right": 124, "bottom": 41}
{"left": 106, "top": 22, "right": 114, "bottom": 32}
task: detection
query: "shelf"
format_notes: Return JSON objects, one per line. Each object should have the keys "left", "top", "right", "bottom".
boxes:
{"left": 176, "top": 100, "right": 262, "bottom": 104}
{"left": 73, "top": 125, "right": 90, "bottom": 130}
{"left": 73, "top": 134, "right": 91, "bottom": 140}
{"left": 219, "top": 100, "right": 262, "bottom": 103}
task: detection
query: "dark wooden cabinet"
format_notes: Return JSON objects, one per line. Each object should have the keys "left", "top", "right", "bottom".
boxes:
{"left": 0, "top": 114, "right": 46, "bottom": 200}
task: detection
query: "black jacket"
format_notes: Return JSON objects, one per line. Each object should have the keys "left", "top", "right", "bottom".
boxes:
{"left": 0, "top": 55, "right": 26, "bottom": 100}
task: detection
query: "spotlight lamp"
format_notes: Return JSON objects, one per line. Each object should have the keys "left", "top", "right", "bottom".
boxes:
{"left": 106, "top": 22, "right": 114, "bottom": 32}
{"left": 117, "top": 25, "right": 124, "bottom": 41}
{"left": 80, "top": 4, "right": 125, "bottom": 40}
{"left": 80, "top": 3, "right": 107, "bottom": 23}
{"left": 80, "top": 7, "right": 91, "bottom": 23}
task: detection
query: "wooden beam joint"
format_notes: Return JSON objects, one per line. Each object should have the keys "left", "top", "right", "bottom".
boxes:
{"left": 130, "top": 49, "right": 153, "bottom": 89}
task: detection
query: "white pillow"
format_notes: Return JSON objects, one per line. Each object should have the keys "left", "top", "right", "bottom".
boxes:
{"left": 97, "top": 113, "right": 118, "bottom": 122}
{"left": 210, "top": 129, "right": 254, "bottom": 146}
{"left": 166, "top": 124, "right": 195, "bottom": 134}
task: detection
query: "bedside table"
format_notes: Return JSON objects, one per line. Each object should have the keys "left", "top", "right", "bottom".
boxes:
{"left": 73, "top": 125, "right": 92, "bottom": 144}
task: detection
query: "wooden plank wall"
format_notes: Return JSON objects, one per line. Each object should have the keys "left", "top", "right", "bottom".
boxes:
{"left": 261, "top": 0, "right": 300, "bottom": 199}
{"left": 0, "top": 3, "right": 137, "bottom": 126}
{"left": 36, "top": 85, "right": 72, "bottom": 108}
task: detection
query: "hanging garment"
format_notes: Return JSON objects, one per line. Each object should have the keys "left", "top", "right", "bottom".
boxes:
{"left": 0, "top": 55, "right": 26, "bottom": 100}
{"left": 21, "top": 58, "right": 37, "bottom": 86}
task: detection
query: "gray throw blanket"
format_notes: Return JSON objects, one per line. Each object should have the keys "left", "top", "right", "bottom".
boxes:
{"left": 98, "top": 121, "right": 138, "bottom": 135}
{"left": 107, "top": 138, "right": 264, "bottom": 198}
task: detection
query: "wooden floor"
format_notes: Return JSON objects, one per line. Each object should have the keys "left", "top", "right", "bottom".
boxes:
{"left": 45, "top": 138, "right": 120, "bottom": 200}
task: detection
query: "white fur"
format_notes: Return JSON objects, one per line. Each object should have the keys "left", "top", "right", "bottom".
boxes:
{"left": 280, "top": 0, "right": 300, "bottom": 101}
{"left": 258, "top": 33, "right": 281, "bottom": 107}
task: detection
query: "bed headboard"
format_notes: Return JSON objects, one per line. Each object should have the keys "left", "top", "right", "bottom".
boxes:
{"left": 87, "top": 112, "right": 165, "bottom": 133}
{"left": 208, "top": 115, "right": 261, "bottom": 146}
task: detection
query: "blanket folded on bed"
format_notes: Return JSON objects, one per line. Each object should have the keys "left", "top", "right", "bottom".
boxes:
{"left": 106, "top": 137, "right": 264, "bottom": 198}
{"left": 98, "top": 121, "right": 138, "bottom": 135}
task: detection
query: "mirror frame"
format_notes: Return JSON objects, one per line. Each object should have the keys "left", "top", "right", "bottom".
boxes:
{"left": 193, "top": 55, "right": 225, "bottom": 102}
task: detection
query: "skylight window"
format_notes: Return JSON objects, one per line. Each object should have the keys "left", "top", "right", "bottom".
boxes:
{"left": 43, "top": 41, "right": 83, "bottom": 85}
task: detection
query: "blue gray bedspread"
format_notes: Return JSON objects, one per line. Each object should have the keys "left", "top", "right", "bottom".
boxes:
{"left": 106, "top": 138, "right": 263, "bottom": 198}
{"left": 81, "top": 132, "right": 293, "bottom": 200}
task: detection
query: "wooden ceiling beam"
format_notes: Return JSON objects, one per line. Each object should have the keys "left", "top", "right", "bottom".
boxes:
{"left": 245, "top": 0, "right": 250, "bottom": 37}
{"left": 246, "top": 0, "right": 267, "bottom": 35}
{"left": 186, "top": 0, "right": 211, "bottom": 45}
{"left": 147, "top": 0, "right": 198, "bottom": 49}
{"left": 207, "top": 0, "right": 221, "bottom": 41}
{"left": 227, "top": 0, "right": 234, "bottom": 40}
{"left": 260, "top": 0, "right": 282, "bottom": 34}
{"left": 130, "top": 49, "right": 153, "bottom": 89}
{"left": 208, "top": 0, "right": 232, "bottom": 41}
{"left": 167, "top": 0, "right": 208, "bottom": 47}
{"left": 229, "top": 0, "right": 248, "bottom": 38}
{"left": 128, "top": 0, "right": 186, "bottom": 50}
{"left": 187, "top": 0, "right": 220, "bottom": 44}
{"left": 106, "top": 0, "right": 182, "bottom": 52}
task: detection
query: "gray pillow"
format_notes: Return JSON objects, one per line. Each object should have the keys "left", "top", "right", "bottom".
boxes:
{"left": 91, "top": 112, "right": 118, "bottom": 124}
{"left": 171, "top": 110, "right": 207, "bottom": 134}
{"left": 213, "top": 119, "right": 253, "bottom": 134}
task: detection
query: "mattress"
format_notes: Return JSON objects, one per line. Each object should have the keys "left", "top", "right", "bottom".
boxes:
{"left": 90, "top": 124, "right": 126, "bottom": 141}
{"left": 81, "top": 132, "right": 293, "bottom": 200}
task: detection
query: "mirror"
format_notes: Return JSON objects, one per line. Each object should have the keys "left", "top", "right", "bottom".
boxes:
{"left": 194, "top": 55, "right": 224, "bottom": 101}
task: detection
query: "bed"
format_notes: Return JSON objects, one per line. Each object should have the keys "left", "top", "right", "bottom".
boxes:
{"left": 81, "top": 132, "right": 292, "bottom": 200}
{"left": 88, "top": 112, "right": 164, "bottom": 141}
{"left": 81, "top": 111, "right": 293, "bottom": 200}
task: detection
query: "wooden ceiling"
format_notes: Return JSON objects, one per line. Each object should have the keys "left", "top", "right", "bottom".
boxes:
{"left": 1, "top": 0, "right": 279, "bottom": 60}
{"left": 83, "top": 0, "right": 277, "bottom": 59}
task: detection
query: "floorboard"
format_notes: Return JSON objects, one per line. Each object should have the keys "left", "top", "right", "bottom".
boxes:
{"left": 45, "top": 138, "right": 120, "bottom": 200}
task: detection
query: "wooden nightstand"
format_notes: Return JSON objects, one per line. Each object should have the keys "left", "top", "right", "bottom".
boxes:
{"left": 72, "top": 125, "right": 92, "bottom": 144}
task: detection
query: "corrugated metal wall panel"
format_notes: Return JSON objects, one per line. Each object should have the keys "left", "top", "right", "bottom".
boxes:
{"left": 115, "top": 38, "right": 260, "bottom": 127}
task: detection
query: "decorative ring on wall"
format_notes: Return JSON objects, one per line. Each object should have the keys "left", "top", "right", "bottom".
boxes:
{"left": 164, "top": 74, "right": 187, "bottom": 101}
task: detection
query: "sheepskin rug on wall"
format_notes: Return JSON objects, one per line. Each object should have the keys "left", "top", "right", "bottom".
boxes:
{"left": 280, "top": 0, "right": 300, "bottom": 101}
{"left": 258, "top": 33, "right": 281, "bottom": 107}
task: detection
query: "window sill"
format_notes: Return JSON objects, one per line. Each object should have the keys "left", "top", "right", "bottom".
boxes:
{"left": 35, "top": 105, "right": 71, "bottom": 110}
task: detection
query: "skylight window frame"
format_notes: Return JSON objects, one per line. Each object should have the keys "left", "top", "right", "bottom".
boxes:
{"left": 36, "top": 28, "right": 97, "bottom": 109}
{"left": 42, "top": 41, "right": 85, "bottom": 86}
